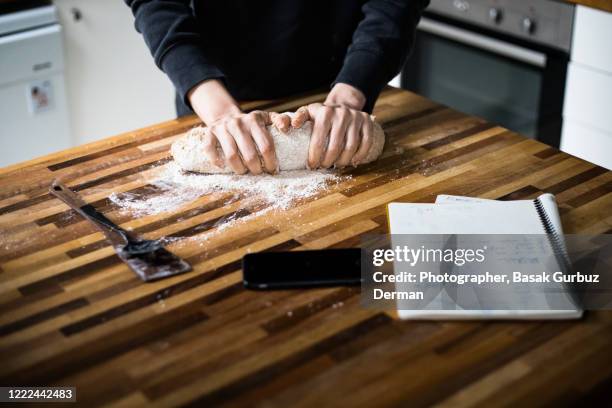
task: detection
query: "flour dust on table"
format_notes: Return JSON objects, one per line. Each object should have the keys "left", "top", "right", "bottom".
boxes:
{"left": 109, "top": 162, "right": 348, "bottom": 235}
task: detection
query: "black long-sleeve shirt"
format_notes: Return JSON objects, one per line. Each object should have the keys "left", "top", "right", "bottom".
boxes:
{"left": 125, "top": 0, "right": 428, "bottom": 114}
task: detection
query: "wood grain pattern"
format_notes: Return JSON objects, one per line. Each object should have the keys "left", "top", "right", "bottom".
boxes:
{"left": 0, "top": 88, "right": 611, "bottom": 407}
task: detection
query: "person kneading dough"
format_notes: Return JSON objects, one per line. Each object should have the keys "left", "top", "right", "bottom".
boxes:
{"left": 126, "top": 0, "right": 428, "bottom": 174}
{"left": 172, "top": 109, "right": 386, "bottom": 173}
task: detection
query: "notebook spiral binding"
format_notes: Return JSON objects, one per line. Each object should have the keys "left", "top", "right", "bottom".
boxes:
{"left": 533, "top": 197, "right": 572, "bottom": 273}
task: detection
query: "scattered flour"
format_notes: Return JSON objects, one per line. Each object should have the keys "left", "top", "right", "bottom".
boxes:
{"left": 109, "top": 162, "right": 347, "bottom": 236}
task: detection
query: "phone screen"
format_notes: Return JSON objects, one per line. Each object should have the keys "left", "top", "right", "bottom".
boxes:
{"left": 242, "top": 248, "right": 362, "bottom": 289}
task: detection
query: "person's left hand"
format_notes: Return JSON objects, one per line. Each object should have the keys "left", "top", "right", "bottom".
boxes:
{"left": 274, "top": 83, "right": 372, "bottom": 169}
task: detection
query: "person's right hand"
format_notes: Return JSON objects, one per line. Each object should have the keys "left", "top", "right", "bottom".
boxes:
{"left": 204, "top": 111, "right": 277, "bottom": 174}
{"left": 188, "top": 79, "right": 277, "bottom": 174}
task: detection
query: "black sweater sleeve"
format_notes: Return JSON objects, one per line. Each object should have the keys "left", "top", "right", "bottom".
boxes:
{"left": 125, "top": 0, "right": 224, "bottom": 107}
{"left": 333, "top": 0, "right": 429, "bottom": 112}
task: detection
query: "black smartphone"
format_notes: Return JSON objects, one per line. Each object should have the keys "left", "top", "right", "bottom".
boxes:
{"left": 242, "top": 248, "right": 362, "bottom": 289}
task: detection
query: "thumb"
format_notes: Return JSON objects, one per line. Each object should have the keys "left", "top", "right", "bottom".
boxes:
{"left": 305, "top": 103, "right": 322, "bottom": 121}
{"left": 291, "top": 106, "right": 312, "bottom": 128}
{"left": 270, "top": 112, "right": 291, "bottom": 133}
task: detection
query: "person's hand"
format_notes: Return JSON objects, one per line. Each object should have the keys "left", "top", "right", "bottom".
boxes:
{"left": 276, "top": 83, "right": 373, "bottom": 169}
{"left": 303, "top": 103, "right": 374, "bottom": 169}
{"left": 269, "top": 110, "right": 309, "bottom": 133}
{"left": 204, "top": 111, "right": 278, "bottom": 174}
{"left": 188, "top": 79, "right": 277, "bottom": 174}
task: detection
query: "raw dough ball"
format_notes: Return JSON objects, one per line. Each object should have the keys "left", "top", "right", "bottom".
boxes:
{"left": 171, "top": 112, "right": 385, "bottom": 173}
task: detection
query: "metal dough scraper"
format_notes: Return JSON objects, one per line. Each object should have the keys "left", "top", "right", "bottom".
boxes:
{"left": 50, "top": 180, "right": 192, "bottom": 282}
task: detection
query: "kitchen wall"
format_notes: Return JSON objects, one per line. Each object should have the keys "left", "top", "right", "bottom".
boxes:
{"left": 54, "top": 0, "right": 175, "bottom": 145}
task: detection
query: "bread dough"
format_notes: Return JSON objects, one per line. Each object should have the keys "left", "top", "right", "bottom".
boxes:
{"left": 171, "top": 111, "right": 385, "bottom": 173}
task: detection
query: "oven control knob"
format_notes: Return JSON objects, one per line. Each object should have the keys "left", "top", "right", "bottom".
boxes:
{"left": 522, "top": 17, "right": 536, "bottom": 34}
{"left": 488, "top": 8, "right": 503, "bottom": 24}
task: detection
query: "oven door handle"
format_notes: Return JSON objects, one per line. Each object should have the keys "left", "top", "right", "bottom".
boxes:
{"left": 418, "top": 17, "right": 547, "bottom": 68}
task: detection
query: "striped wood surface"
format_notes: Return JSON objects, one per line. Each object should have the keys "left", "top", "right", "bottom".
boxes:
{"left": 0, "top": 88, "right": 611, "bottom": 407}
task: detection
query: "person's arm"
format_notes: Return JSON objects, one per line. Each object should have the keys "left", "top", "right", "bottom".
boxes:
{"left": 125, "top": 1, "right": 277, "bottom": 174}
{"left": 302, "top": 0, "right": 429, "bottom": 169}
{"left": 125, "top": 0, "right": 225, "bottom": 108}
{"left": 334, "top": 0, "right": 430, "bottom": 113}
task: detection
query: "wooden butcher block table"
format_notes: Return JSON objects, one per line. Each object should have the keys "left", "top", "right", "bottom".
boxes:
{"left": 1, "top": 88, "right": 611, "bottom": 407}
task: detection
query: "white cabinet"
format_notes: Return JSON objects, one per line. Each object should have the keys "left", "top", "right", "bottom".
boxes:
{"left": 561, "top": 5, "right": 612, "bottom": 170}
{"left": 0, "top": 6, "right": 71, "bottom": 167}
{"left": 561, "top": 120, "right": 612, "bottom": 170}
{"left": 53, "top": 0, "right": 176, "bottom": 144}
{"left": 570, "top": 6, "right": 612, "bottom": 73}
{"left": 564, "top": 63, "right": 612, "bottom": 133}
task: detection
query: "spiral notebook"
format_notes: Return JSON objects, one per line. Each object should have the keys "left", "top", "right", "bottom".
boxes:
{"left": 387, "top": 194, "right": 582, "bottom": 320}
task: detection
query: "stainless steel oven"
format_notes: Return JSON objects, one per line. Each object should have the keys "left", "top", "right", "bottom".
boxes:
{"left": 401, "top": 0, "right": 574, "bottom": 147}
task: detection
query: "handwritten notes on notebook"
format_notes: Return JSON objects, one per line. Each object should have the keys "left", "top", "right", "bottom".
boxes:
{"left": 386, "top": 194, "right": 582, "bottom": 320}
